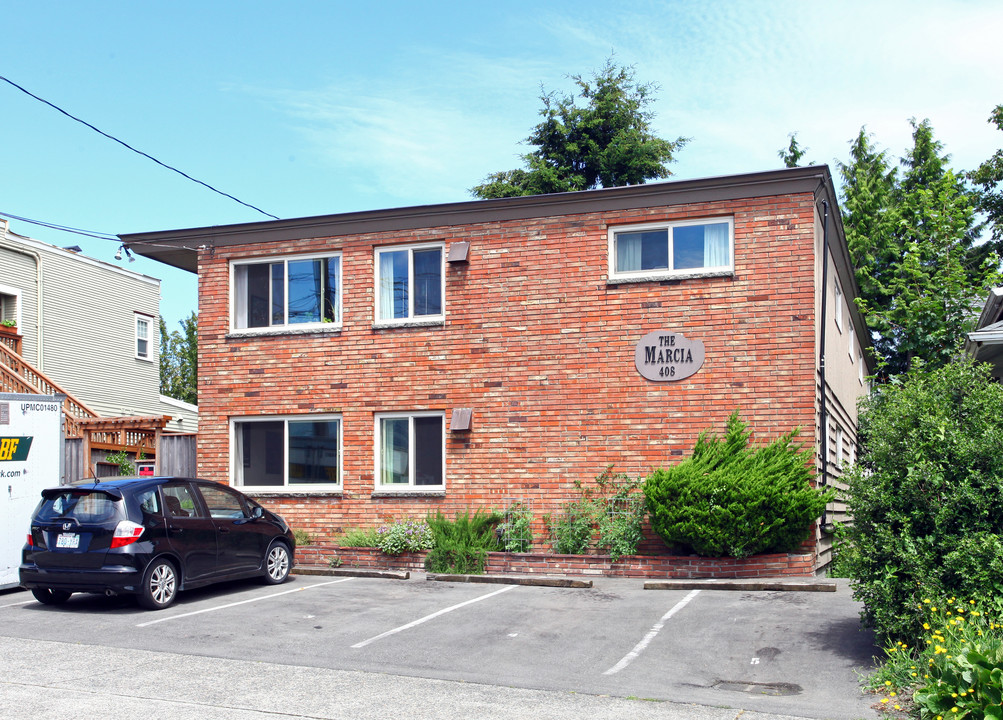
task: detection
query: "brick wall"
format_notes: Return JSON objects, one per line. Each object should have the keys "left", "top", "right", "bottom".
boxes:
{"left": 195, "top": 192, "right": 819, "bottom": 547}
{"left": 296, "top": 545, "right": 816, "bottom": 579}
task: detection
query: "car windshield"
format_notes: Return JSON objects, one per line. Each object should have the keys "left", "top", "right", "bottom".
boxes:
{"left": 34, "top": 491, "right": 120, "bottom": 524}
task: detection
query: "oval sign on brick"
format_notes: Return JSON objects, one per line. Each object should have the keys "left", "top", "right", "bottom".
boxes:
{"left": 635, "top": 330, "right": 705, "bottom": 382}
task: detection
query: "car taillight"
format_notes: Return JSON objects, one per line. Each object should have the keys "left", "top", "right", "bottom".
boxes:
{"left": 110, "top": 520, "right": 145, "bottom": 548}
{"left": 26, "top": 532, "right": 34, "bottom": 547}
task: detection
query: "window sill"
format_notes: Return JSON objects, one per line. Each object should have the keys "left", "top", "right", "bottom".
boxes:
{"left": 227, "top": 325, "right": 343, "bottom": 340}
{"left": 240, "top": 489, "right": 343, "bottom": 498}
{"left": 371, "top": 489, "right": 446, "bottom": 498}
{"left": 372, "top": 318, "right": 444, "bottom": 330}
{"left": 607, "top": 269, "right": 734, "bottom": 285}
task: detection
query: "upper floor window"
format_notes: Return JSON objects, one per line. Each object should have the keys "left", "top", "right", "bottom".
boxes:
{"left": 233, "top": 254, "right": 341, "bottom": 330}
{"left": 834, "top": 277, "right": 844, "bottom": 331}
{"left": 375, "top": 243, "right": 444, "bottom": 323}
{"left": 135, "top": 313, "right": 152, "bottom": 361}
{"left": 609, "top": 218, "right": 733, "bottom": 281}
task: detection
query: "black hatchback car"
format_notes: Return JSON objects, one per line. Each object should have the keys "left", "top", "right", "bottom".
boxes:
{"left": 20, "top": 476, "right": 295, "bottom": 610}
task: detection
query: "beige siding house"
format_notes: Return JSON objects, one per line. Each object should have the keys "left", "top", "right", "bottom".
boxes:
{"left": 0, "top": 219, "right": 197, "bottom": 431}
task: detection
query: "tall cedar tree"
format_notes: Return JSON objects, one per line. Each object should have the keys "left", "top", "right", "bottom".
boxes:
{"left": 839, "top": 120, "right": 1000, "bottom": 377}
{"left": 471, "top": 59, "right": 687, "bottom": 198}
{"left": 159, "top": 313, "right": 198, "bottom": 405}
{"left": 969, "top": 104, "right": 1003, "bottom": 244}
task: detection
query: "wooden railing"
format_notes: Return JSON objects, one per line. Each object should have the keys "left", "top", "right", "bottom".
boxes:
{"left": 0, "top": 326, "right": 22, "bottom": 356}
{"left": 0, "top": 340, "right": 99, "bottom": 437}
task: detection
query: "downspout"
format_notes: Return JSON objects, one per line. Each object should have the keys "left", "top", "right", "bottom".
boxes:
{"left": 818, "top": 200, "right": 830, "bottom": 531}
{"left": 0, "top": 220, "right": 44, "bottom": 369}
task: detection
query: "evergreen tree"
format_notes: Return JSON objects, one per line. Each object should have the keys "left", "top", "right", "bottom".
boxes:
{"left": 969, "top": 104, "right": 1003, "bottom": 244}
{"left": 777, "top": 132, "right": 813, "bottom": 168}
{"left": 471, "top": 58, "right": 687, "bottom": 198}
{"left": 839, "top": 120, "right": 999, "bottom": 377}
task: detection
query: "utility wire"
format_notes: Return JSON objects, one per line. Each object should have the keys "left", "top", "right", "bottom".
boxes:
{"left": 0, "top": 74, "right": 280, "bottom": 220}
{"left": 0, "top": 210, "right": 119, "bottom": 241}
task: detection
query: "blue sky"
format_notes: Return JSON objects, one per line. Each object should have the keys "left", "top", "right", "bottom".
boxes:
{"left": 3, "top": 0, "right": 1001, "bottom": 330}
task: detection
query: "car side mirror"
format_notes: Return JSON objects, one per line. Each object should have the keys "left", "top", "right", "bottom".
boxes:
{"left": 251, "top": 506, "right": 264, "bottom": 520}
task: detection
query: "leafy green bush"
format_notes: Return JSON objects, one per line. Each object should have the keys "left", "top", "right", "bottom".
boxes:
{"left": 643, "top": 411, "right": 831, "bottom": 558}
{"left": 375, "top": 518, "right": 433, "bottom": 556}
{"left": 424, "top": 510, "right": 502, "bottom": 574}
{"left": 337, "top": 527, "right": 381, "bottom": 547}
{"left": 546, "top": 501, "right": 593, "bottom": 554}
{"left": 845, "top": 360, "right": 1003, "bottom": 642}
{"left": 544, "top": 468, "right": 646, "bottom": 561}
{"left": 498, "top": 501, "right": 534, "bottom": 553}
{"left": 292, "top": 528, "right": 313, "bottom": 547}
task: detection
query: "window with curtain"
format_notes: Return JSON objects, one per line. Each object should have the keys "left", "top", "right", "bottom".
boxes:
{"left": 610, "top": 219, "right": 733, "bottom": 279}
{"left": 232, "top": 254, "right": 341, "bottom": 330}
{"left": 375, "top": 244, "right": 443, "bottom": 323}
{"left": 375, "top": 413, "right": 444, "bottom": 490}
{"left": 233, "top": 416, "right": 342, "bottom": 489}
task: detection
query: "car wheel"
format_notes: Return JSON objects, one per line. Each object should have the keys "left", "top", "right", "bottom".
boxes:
{"left": 262, "top": 541, "right": 291, "bottom": 585}
{"left": 138, "top": 558, "right": 179, "bottom": 610}
{"left": 31, "top": 588, "right": 72, "bottom": 605}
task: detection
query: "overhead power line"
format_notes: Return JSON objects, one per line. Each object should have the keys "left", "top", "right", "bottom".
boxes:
{"left": 0, "top": 74, "right": 280, "bottom": 220}
{"left": 0, "top": 210, "right": 119, "bottom": 241}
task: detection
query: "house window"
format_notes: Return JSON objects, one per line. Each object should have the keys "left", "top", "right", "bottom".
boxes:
{"left": 233, "top": 416, "right": 342, "bottom": 490}
{"left": 375, "top": 243, "right": 444, "bottom": 323}
{"left": 232, "top": 254, "right": 341, "bottom": 330}
{"left": 375, "top": 412, "right": 444, "bottom": 490}
{"left": 135, "top": 314, "right": 152, "bottom": 360}
{"left": 609, "top": 218, "right": 733, "bottom": 281}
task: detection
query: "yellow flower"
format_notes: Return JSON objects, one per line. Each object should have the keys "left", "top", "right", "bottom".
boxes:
{"left": 885, "top": 681, "right": 892, "bottom": 686}
{"left": 881, "top": 698, "right": 889, "bottom": 704}
{"left": 895, "top": 705, "right": 901, "bottom": 710}
{"left": 924, "top": 623, "right": 931, "bottom": 630}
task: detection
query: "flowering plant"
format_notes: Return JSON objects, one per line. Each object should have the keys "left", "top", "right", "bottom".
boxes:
{"left": 375, "top": 518, "right": 434, "bottom": 556}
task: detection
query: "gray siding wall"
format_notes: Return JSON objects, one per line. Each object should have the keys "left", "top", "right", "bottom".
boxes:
{"left": 0, "top": 244, "right": 40, "bottom": 364}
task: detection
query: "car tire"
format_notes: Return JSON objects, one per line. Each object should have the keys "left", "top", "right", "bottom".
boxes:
{"left": 138, "top": 558, "right": 179, "bottom": 610}
{"left": 31, "top": 588, "right": 72, "bottom": 605}
{"left": 262, "top": 541, "right": 291, "bottom": 585}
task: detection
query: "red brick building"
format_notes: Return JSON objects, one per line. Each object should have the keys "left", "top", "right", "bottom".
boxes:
{"left": 125, "top": 166, "right": 871, "bottom": 569}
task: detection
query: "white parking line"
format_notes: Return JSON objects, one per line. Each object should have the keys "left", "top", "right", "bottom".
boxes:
{"left": 352, "top": 584, "right": 517, "bottom": 649}
{"left": 603, "top": 589, "right": 700, "bottom": 676}
{"left": 136, "top": 578, "right": 354, "bottom": 628}
{"left": 0, "top": 598, "right": 34, "bottom": 609}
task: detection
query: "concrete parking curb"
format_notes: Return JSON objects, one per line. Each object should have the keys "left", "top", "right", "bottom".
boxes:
{"left": 644, "top": 579, "right": 836, "bottom": 592}
{"left": 293, "top": 565, "right": 410, "bottom": 580}
{"left": 426, "top": 573, "right": 593, "bottom": 588}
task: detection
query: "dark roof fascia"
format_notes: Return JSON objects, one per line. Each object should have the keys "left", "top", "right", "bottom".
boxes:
{"left": 120, "top": 166, "right": 836, "bottom": 273}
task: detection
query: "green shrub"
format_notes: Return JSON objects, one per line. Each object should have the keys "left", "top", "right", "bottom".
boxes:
{"left": 423, "top": 510, "right": 502, "bottom": 574}
{"left": 546, "top": 501, "right": 593, "bottom": 554}
{"left": 845, "top": 360, "right": 1003, "bottom": 642}
{"left": 644, "top": 411, "right": 831, "bottom": 558}
{"left": 868, "top": 596, "right": 1003, "bottom": 719}
{"left": 498, "top": 501, "right": 534, "bottom": 553}
{"left": 375, "top": 518, "right": 433, "bottom": 556}
{"left": 292, "top": 528, "right": 313, "bottom": 547}
{"left": 338, "top": 527, "right": 382, "bottom": 547}
{"left": 545, "top": 468, "right": 646, "bottom": 561}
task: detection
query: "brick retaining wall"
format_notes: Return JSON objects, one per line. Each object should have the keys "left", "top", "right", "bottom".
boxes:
{"left": 297, "top": 545, "right": 816, "bottom": 579}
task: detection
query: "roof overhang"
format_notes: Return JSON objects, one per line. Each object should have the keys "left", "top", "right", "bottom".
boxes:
{"left": 119, "top": 166, "right": 838, "bottom": 273}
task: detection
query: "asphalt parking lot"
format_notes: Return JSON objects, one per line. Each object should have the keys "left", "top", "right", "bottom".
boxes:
{"left": 0, "top": 573, "right": 882, "bottom": 720}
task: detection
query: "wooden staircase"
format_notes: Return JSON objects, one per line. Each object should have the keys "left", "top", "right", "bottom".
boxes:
{"left": 0, "top": 327, "right": 99, "bottom": 438}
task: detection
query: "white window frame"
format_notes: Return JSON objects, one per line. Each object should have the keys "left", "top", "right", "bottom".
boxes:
{"left": 607, "top": 217, "right": 734, "bottom": 283}
{"left": 373, "top": 242, "right": 445, "bottom": 326}
{"left": 231, "top": 414, "right": 343, "bottom": 492}
{"left": 0, "top": 283, "right": 22, "bottom": 329}
{"left": 230, "top": 252, "right": 342, "bottom": 333}
{"left": 374, "top": 411, "right": 445, "bottom": 493}
{"left": 834, "top": 276, "right": 844, "bottom": 331}
{"left": 134, "top": 313, "right": 153, "bottom": 361}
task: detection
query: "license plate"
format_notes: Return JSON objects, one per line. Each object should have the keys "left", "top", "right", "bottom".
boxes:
{"left": 56, "top": 533, "right": 79, "bottom": 549}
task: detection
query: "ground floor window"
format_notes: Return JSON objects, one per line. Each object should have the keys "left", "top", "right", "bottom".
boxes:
{"left": 375, "top": 412, "right": 444, "bottom": 491}
{"left": 233, "top": 416, "right": 341, "bottom": 490}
